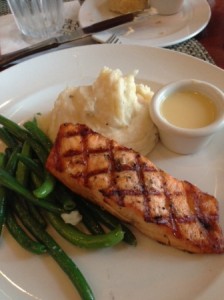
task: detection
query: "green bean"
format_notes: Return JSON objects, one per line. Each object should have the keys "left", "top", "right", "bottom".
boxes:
{"left": 0, "top": 167, "right": 62, "bottom": 214}
{"left": 37, "top": 181, "right": 104, "bottom": 235}
{"left": 33, "top": 170, "right": 55, "bottom": 199}
{"left": 0, "top": 114, "right": 30, "bottom": 142}
{"left": 0, "top": 146, "right": 21, "bottom": 236}
{"left": 76, "top": 203, "right": 105, "bottom": 235}
{"left": 26, "top": 136, "right": 48, "bottom": 165}
{"left": 100, "top": 214, "right": 137, "bottom": 246}
{"left": 6, "top": 209, "right": 47, "bottom": 254}
{"left": 117, "top": 223, "right": 137, "bottom": 246}
{"left": 26, "top": 202, "right": 47, "bottom": 229}
{"left": 0, "top": 154, "right": 6, "bottom": 236}
{"left": 17, "top": 154, "right": 43, "bottom": 179}
{"left": 53, "top": 186, "right": 104, "bottom": 234}
{"left": 54, "top": 184, "right": 77, "bottom": 211}
{"left": 19, "top": 134, "right": 55, "bottom": 199}
{"left": 13, "top": 200, "right": 95, "bottom": 300}
{"left": 5, "top": 146, "right": 20, "bottom": 175}
{"left": 0, "top": 127, "right": 18, "bottom": 148}
{"left": 16, "top": 144, "right": 55, "bottom": 200}
{"left": 46, "top": 211, "right": 124, "bottom": 249}
{"left": 16, "top": 141, "right": 31, "bottom": 186}
{"left": 52, "top": 185, "right": 104, "bottom": 234}
{"left": 81, "top": 212, "right": 105, "bottom": 235}
{"left": 4, "top": 147, "right": 13, "bottom": 161}
{"left": 31, "top": 172, "right": 43, "bottom": 189}
{"left": 15, "top": 142, "right": 48, "bottom": 229}
{"left": 23, "top": 120, "right": 52, "bottom": 152}
{"left": 77, "top": 197, "right": 137, "bottom": 246}
{"left": 0, "top": 115, "right": 48, "bottom": 164}
{"left": 0, "top": 153, "right": 7, "bottom": 236}
{"left": 0, "top": 185, "right": 6, "bottom": 236}
{"left": 0, "top": 153, "right": 6, "bottom": 167}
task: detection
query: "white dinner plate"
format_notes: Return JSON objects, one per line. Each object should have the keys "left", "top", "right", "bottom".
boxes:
{"left": 78, "top": 0, "right": 211, "bottom": 47}
{"left": 1, "top": 45, "right": 224, "bottom": 300}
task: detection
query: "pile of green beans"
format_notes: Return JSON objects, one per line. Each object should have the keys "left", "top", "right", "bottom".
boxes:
{"left": 0, "top": 114, "right": 137, "bottom": 300}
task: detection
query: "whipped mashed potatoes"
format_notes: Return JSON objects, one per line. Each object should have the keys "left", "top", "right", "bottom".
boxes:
{"left": 38, "top": 67, "right": 158, "bottom": 155}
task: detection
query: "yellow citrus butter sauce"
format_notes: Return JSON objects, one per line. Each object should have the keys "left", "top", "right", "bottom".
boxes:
{"left": 160, "top": 91, "right": 217, "bottom": 129}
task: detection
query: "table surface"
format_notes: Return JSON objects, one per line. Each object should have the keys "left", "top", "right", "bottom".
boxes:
{"left": 196, "top": 0, "right": 224, "bottom": 69}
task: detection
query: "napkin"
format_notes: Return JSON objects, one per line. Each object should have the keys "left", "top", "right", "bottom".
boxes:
{"left": 0, "top": 1, "right": 81, "bottom": 55}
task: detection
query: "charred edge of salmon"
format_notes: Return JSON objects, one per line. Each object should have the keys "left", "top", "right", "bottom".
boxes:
{"left": 46, "top": 123, "right": 224, "bottom": 254}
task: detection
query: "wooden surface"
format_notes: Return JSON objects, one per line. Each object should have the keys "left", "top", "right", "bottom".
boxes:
{"left": 196, "top": 0, "right": 224, "bottom": 69}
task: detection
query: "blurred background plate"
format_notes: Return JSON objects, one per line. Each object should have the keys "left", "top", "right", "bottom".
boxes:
{"left": 78, "top": 0, "right": 211, "bottom": 47}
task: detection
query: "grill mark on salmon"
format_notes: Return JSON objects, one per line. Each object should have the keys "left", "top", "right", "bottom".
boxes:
{"left": 46, "top": 123, "right": 224, "bottom": 254}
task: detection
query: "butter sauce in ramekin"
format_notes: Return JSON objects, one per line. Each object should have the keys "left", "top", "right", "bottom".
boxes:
{"left": 149, "top": 79, "right": 224, "bottom": 154}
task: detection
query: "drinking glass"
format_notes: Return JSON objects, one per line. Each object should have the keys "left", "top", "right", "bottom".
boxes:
{"left": 7, "top": 0, "right": 64, "bottom": 39}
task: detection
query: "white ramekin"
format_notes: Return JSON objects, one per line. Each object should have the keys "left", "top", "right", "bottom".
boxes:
{"left": 149, "top": 79, "right": 224, "bottom": 154}
{"left": 150, "top": 0, "right": 184, "bottom": 15}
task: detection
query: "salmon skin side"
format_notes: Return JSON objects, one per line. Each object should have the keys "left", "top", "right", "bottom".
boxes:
{"left": 46, "top": 123, "right": 224, "bottom": 254}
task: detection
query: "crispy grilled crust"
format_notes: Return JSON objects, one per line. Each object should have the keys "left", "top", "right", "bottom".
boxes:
{"left": 46, "top": 123, "right": 224, "bottom": 254}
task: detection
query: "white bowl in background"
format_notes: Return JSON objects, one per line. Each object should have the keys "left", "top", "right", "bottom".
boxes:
{"left": 150, "top": 0, "right": 184, "bottom": 15}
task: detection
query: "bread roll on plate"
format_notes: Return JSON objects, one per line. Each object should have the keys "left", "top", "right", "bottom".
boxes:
{"left": 108, "top": 0, "right": 148, "bottom": 14}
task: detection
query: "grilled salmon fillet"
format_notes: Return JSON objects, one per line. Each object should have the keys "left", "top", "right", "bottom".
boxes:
{"left": 46, "top": 123, "right": 224, "bottom": 254}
